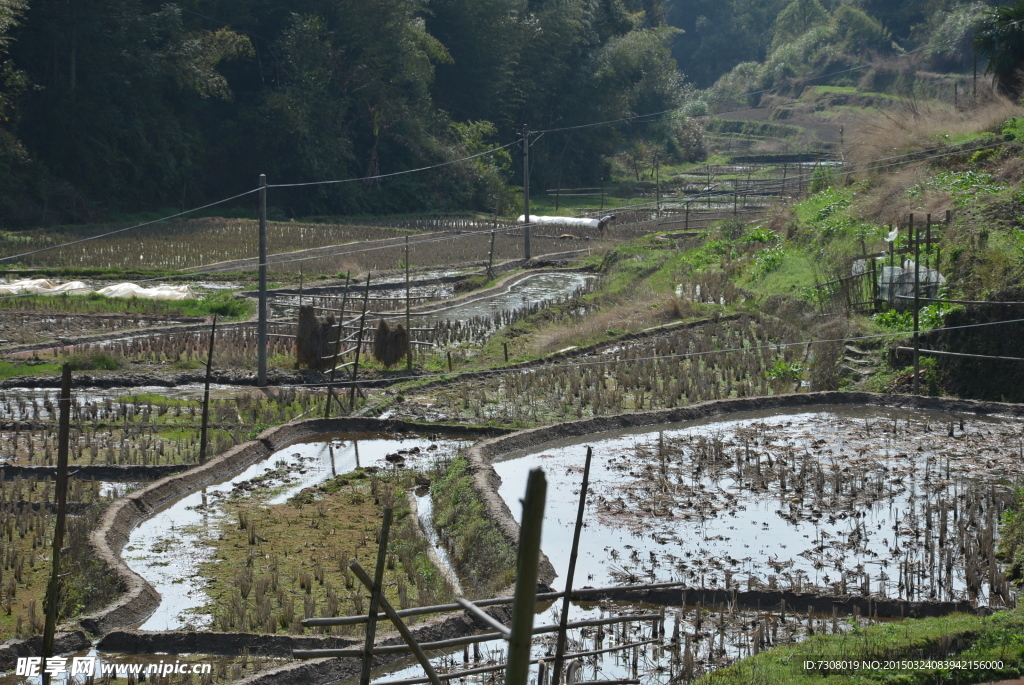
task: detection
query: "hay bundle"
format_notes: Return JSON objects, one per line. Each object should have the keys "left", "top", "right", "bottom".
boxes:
{"left": 295, "top": 305, "right": 336, "bottom": 370}
{"left": 372, "top": 320, "right": 409, "bottom": 369}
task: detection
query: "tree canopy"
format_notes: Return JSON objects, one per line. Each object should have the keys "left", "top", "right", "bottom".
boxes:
{"left": 0, "top": 0, "right": 691, "bottom": 224}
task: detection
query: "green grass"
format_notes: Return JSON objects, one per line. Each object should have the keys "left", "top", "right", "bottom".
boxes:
{"left": 431, "top": 456, "right": 517, "bottom": 598}
{"left": 700, "top": 606, "right": 1024, "bottom": 684}
{"left": 0, "top": 361, "right": 61, "bottom": 378}
{"left": 0, "top": 291, "right": 253, "bottom": 319}
{"left": 743, "top": 248, "right": 817, "bottom": 299}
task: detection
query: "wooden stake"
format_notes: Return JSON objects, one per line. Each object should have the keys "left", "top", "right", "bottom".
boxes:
{"left": 199, "top": 315, "right": 217, "bottom": 462}
{"left": 42, "top": 364, "right": 72, "bottom": 668}
{"left": 358, "top": 508, "right": 393, "bottom": 685}
{"left": 258, "top": 174, "right": 268, "bottom": 387}
{"left": 406, "top": 238, "right": 413, "bottom": 372}
{"left": 913, "top": 214, "right": 920, "bottom": 395}
{"left": 325, "top": 272, "right": 351, "bottom": 419}
{"left": 553, "top": 447, "right": 593, "bottom": 684}
{"left": 488, "top": 230, "right": 496, "bottom": 281}
{"left": 522, "top": 126, "right": 532, "bottom": 260}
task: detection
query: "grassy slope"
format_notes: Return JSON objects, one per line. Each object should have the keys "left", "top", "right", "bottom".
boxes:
{"left": 693, "top": 111, "right": 1024, "bottom": 683}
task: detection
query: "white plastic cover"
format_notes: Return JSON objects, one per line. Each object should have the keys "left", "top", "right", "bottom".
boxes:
{"left": 95, "top": 283, "right": 196, "bottom": 300}
{"left": 0, "top": 279, "right": 196, "bottom": 300}
{"left": 517, "top": 215, "right": 601, "bottom": 229}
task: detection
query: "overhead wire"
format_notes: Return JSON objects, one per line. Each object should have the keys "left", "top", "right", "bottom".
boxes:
{"left": 0, "top": 130, "right": 999, "bottom": 303}
{"left": 0, "top": 187, "right": 262, "bottom": 264}
{"left": 269, "top": 314, "right": 1024, "bottom": 390}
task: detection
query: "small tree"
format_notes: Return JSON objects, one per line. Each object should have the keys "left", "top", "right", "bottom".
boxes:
{"left": 974, "top": 1, "right": 1024, "bottom": 96}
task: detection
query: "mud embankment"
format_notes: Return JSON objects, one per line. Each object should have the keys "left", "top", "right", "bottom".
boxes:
{"left": 83, "top": 418, "right": 508, "bottom": 637}
{"left": 0, "top": 464, "right": 187, "bottom": 481}
{"left": 576, "top": 587, "right": 983, "bottom": 620}
{"left": 0, "top": 631, "right": 92, "bottom": 671}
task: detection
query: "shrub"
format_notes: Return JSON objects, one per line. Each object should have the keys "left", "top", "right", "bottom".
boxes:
{"left": 63, "top": 351, "right": 124, "bottom": 371}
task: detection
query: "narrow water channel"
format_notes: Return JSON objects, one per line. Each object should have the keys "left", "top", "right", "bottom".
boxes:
{"left": 124, "top": 433, "right": 469, "bottom": 631}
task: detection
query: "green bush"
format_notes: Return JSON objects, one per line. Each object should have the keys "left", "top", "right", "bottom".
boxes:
{"left": 1000, "top": 489, "right": 1024, "bottom": 583}
{"left": 188, "top": 293, "right": 253, "bottom": 319}
{"left": 873, "top": 309, "right": 912, "bottom": 330}
{"left": 63, "top": 351, "right": 124, "bottom": 371}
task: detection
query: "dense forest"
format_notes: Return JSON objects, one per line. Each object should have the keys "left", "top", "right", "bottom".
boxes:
{"left": 0, "top": 0, "right": 1010, "bottom": 224}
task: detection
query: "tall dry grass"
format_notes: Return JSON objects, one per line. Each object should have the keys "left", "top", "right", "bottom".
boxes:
{"left": 845, "top": 88, "right": 1022, "bottom": 172}
{"left": 844, "top": 89, "right": 1023, "bottom": 226}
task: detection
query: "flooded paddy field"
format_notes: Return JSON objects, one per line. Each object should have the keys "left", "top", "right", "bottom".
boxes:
{"left": 495, "top": 405, "right": 1023, "bottom": 607}
{"left": 361, "top": 597, "right": 872, "bottom": 685}
{"left": 273, "top": 271, "right": 597, "bottom": 348}
{"left": 126, "top": 432, "right": 470, "bottom": 632}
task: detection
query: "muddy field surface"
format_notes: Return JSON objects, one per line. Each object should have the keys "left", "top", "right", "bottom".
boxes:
{"left": 496, "top": 405, "right": 1022, "bottom": 607}
{"left": 127, "top": 432, "right": 470, "bottom": 632}
{"left": 0, "top": 311, "right": 208, "bottom": 346}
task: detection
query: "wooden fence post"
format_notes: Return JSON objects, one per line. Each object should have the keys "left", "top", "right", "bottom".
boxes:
{"left": 349, "top": 276, "right": 371, "bottom": 410}
{"left": 199, "top": 316, "right": 217, "bottom": 462}
{"left": 358, "top": 508, "right": 393, "bottom": 685}
{"left": 41, "top": 365, "right": 72, "bottom": 668}
{"left": 552, "top": 447, "right": 593, "bottom": 684}
{"left": 324, "top": 272, "right": 351, "bottom": 419}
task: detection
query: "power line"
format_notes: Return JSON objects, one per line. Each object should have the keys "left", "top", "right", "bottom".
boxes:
{"left": 0, "top": 120, "right": 1006, "bottom": 301}
{"left": 0, "top": 141, "right": 520, "bottom": 267}
{"left": 266, "top": 141, "right": 520, "bottom": 189}
{"left": 0, "top": 187, "right": 262, "bottom": 264}
{"left": 270, "top": 313, "right": 1024, "bottom": 390}
{"left": 0, "top": 131, "right": 993, "bottom": 301}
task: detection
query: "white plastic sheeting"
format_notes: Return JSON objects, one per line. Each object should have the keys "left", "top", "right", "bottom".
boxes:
{"left": 0, "top": 279, "right": 196, "bottom": 300}
{"left": 95, "top": 283, "right": 196, "bottom": 300}
{"left": 517, "top": 214, "right": 615, "bottom": 230}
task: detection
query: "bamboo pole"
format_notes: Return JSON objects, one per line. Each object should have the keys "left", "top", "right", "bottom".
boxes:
{"left": 913, "top": 214, "right": 920, "bottom": 394}
{"left": 41, "top": 364, "right": 72, "bottom": 669}
{"left": 351, "top": 561, "right": 443, "bottom": 685}
{"left": 303, "top": 581, "right": 687, "bottom": 627}
{"left": 553, "top": 447, "right": 593, "bottom": 684}
{"left": 506, "top": 468, "right": 547, "bottom": 685}
{"left": 358, "top": 508, "right": 393, "bottom": 685}
{"left": 406, "top": 238, "right": 413, "bottom": 372}
{"left": 258, "top": 174, "right": 268, "bottom": 387}
{"left": 349, "top": 276, "right": 371, "bottom": 409}
{"left": 199, "top": 315, "right": 217, "bottom": 462}
{"left": 325, "top": 272, "right": 351, "bottom": 419}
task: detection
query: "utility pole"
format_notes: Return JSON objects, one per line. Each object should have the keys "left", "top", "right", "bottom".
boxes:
{"left": 258, "top": 174, "right": 268, "bottom": 387}
{"left": 522, "top": 125, "right": 532, "bottom": 260}
{"left": 199, "top": 316, "right": 217, "bottom": 462}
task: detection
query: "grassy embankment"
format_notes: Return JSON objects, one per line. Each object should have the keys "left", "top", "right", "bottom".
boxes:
{"left": 193, "top": 467, "right": 456, "bottom": 633}
{"left": 695, "top": 105, "right": 1024, "bottom": 682}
